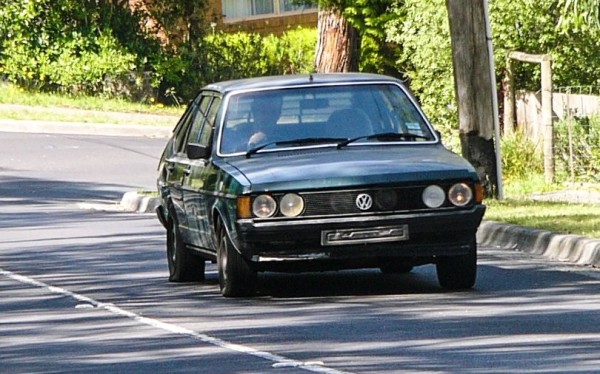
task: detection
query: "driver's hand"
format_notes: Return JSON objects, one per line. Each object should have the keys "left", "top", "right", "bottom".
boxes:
{"left": 248, "top": 132, "right": 267, "bottom": 146}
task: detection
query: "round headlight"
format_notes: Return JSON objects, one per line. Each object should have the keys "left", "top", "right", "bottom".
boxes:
{"left": 448, "top": 183, "right": 473, "bottom": 207}
{"left": 280, "top": 193, "right": 304, "bottom": 217}
{"left": 422, "top": 185, "right": 445, "bottom": 208}
{"left": 252, "top": 195, "right": 276, "bottom": 218}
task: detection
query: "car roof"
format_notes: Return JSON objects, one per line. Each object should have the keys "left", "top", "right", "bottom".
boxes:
{"left": 203, "top": 73, "right": 403, "bottom": 94}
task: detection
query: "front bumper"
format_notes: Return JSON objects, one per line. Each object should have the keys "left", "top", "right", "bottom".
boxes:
{"left": 235, "top": 205, "right": 486, "bottom": 264}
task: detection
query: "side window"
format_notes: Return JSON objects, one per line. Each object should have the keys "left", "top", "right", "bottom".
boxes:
{"left": 186, "top": 95, "right": 212, "bottom": 147}
{"left": 185, "top": 94, "right": 222, "bottom": 156}
{"left": 198, "top": 97, "right": 221, "bottom": 146}
{"left": 173, "top": 99, "right": 199, "bottom": 154}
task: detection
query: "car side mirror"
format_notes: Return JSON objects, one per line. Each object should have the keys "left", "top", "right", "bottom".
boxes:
{"left": 435, "top": 130, "right": 443, "bottom": 145}
{"left": 187, "top": 143, "right": 210, "bottom": 160}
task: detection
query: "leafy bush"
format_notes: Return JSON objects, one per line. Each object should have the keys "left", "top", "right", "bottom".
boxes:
{"left": 385, "top": 0, "right": 458, "bottom": 150}
{"left": 384, "top": 0, "right": 600, "bottom": 153}
{"left": 263, "top": 27, "right": 317, "bottom": 75}
{"left": 554, "top": 116, "right": 600, "bottom": 182}
{"left": 501, "top": 131, "right": 543, "bottom": 182}
{"left": 0, "top": 0, "right": 161, "bottom": 99}
{"left": 155, "top": 28, "right": 317, "bottom": 104}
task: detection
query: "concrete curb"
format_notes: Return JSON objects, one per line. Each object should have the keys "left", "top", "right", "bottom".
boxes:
{"left": 478, "top": 220, "right": 600, "bottom": 268}
{"left": 0, "top": 119, "right": 171, "bottom": 138}
{"left": 120, "top": 191, "right": 161, "bottom": 214}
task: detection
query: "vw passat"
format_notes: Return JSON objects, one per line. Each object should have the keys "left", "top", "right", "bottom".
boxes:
{"left": 156, "top": 73, "right": 486, "bottom": 297}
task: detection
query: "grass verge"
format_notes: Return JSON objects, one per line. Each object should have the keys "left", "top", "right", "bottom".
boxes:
{"left": 0, "top": 83, "right": 183, "bottom": 125}
{"left": 486, "top": 173, "right": 600, "bottom": 238}
{"left": 0, "top": 83, "right": 183, "bottom": 114}
{"left": 485, "top": 199, "right": 600, "bottom": 238}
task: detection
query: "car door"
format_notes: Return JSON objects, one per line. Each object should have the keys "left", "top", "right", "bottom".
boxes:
{"left": 182, "top": 93, "right": 222, "bottom": 251}
{"left": 163, "top": 97, "right": 200, "bottom": 244}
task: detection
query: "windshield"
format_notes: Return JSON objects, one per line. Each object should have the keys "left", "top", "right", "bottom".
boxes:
{"left": 218, "top": 83, "right": 436, "bottom": 155}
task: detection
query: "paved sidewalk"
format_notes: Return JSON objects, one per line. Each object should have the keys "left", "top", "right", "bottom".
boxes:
{"left": 0, "top": 118, "right": 171, "bottom": 138}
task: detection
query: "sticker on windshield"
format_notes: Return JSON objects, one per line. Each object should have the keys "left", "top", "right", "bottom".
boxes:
{"left": 405, "top": 122, "right": 424, "bottom": 136}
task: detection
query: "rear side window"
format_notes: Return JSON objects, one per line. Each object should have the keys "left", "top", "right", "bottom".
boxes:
{"left": 186, "top": 96, "right": 212, "bottom": 147}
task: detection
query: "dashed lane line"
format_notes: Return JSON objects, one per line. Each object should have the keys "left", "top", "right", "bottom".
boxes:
{"left": 1, "top": 267, "right": 352, "bottom": 374}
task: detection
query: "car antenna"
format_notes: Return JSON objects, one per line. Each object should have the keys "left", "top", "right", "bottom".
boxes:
{"left": 309, "top": 73, "right": 314, "bottom": 82}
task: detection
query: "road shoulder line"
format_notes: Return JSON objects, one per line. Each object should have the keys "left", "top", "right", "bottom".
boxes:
{"left": 0, "top": 267, "right": 349, "bottom": 374}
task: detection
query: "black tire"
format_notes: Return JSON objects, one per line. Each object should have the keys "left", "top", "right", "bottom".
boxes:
{"left": 216, "top": 222, "right": 257, "bottom": 297}
{"left": 380, "top": 263, "right": 414, "bottom": 274}
{"left": 166, "top": 215, "right": 205, "bottom": 282}
{"left": 436, "top": 238, "right": 477, "bottom": 290}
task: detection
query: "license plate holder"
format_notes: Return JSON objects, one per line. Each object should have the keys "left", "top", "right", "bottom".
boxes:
{"left": 321, "top": 225, "right": 409, "bottom": 246}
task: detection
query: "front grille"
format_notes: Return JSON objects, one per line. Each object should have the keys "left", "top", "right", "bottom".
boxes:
{"left": 302, "top": 191, "right": 358, "bottom": 215}
{"left": 298, "top": 185, "right": 457, "bottom": 217}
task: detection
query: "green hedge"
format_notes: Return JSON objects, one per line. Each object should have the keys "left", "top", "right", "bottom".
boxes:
{"left": 0, "top": 0, "right": 160, "bottom": 99}
{"left": 0, "top": 0, "right": 316, "bottom": 104}
{"left": 154, "top": 28, "right": 317, "bottom": 104}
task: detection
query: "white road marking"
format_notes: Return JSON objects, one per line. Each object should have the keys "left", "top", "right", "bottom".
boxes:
{"left": 1, "top": 267, "right": 351, "bottom": 374}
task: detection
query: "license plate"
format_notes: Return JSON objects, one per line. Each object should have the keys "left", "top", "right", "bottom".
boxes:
{"left": 321, "top": 225, "right": 409, "bottom": 246}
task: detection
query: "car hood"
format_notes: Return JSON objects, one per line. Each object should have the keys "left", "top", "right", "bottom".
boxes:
{"left": 221, "top": 145, "right": 479, "bottom": 192}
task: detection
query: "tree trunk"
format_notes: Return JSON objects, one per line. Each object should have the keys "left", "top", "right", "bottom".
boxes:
{"left": 446, "top": 0, "right": 498, "bottom": 198}
{"left": 314, "top": 7, "right": 360, "bottom": 73}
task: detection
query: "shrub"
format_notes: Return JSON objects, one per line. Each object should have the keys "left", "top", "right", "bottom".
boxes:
{"left": 155, "top": 28, "right": 317, "bottom": 104}
{"left": 501, "top": 131, "right": 544, "bottom": 182}
{"left": 0, "top": 0, "right": 160, "bottom": 99}
{"left": 554, "top": 116, "right": 600, "bottom": 182}
{"left": 384, "top": 0, "right": 600, "bottom": 155}
{"left": 263, "top": 27, "right": 317, "bottom": 75}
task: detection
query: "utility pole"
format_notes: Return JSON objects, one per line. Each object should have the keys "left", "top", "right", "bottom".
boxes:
{"left": 446, "top": 0, "right": 499, "bottom": 198}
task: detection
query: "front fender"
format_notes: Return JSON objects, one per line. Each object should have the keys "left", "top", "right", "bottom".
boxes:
{"left": 155, "top": 204, "right": 168, "bottom": 229}
{"left": 211, "top": 196, "right": 245, "bottom": 256}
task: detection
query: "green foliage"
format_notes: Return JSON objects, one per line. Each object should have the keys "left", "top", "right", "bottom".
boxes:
{"left": 501, "top": 131, "right": 544, "bottom": 182}
{"left": 155, "top": 28, "right": 317, "bottom": 104}
{"left": 557, "top": 0, "right": 600, "bottom": 30}
{"left": 342, "top": 0, "right": 400, "bottom": 76}
{"left": 263, "top": 28, "right": 318, "bottom": 75}
{"left": 554, "top": 116, "right": 600, "bottom": 182}
{"left": 0, "top": 0, "right": 161, "bottom": 98}
{"left": 146, "top": 0, "right": 208, "bottom": 43}
{"left": 0, "top": 0, "right": 316, "bottom": 105}
{"left": 386, "top": 0, "right": 458, "bottom": 150}
{"left": 490, "top": 0, "right": 600, "bottom": 90}
{"left": 384, "top": 0, "right": 600, "bottom": 152}
{"left": 205, "top": 32, "right": 269, "bottom": 81}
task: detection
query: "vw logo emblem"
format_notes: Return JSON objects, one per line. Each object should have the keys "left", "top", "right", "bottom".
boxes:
{"left": 356, "top": 193, "right": 373, "bottom": 211}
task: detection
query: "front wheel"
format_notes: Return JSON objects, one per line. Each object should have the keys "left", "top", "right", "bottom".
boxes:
{"left": 216, "top": 222, "right": 257, "bottom": 297}
{"left": 436, "top": 238, "right": 477, "bottom": 290}
{"left": 166, "top": 215, "right": 205, "bottom": 282}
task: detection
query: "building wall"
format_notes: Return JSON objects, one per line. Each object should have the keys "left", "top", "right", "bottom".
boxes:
{"left": 206, "top": 0, "right": 317, "bottom": 35}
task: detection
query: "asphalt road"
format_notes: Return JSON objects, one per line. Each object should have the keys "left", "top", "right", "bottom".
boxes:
{"left": 1, "top": 132, "right": 600, "bottom": 373}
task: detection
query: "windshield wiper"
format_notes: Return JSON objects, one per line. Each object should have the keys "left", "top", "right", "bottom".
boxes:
{"left": 337, "top": 132, "right": 431, "bottom": 149}
{"left": 245, "top": 141, "right": 278, "bottom": 158}
{"left": 246, "top": 137, "right": 347, "bottom": 158}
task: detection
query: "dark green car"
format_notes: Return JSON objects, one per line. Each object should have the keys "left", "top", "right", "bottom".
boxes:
{"left": 156, "top": 73, "right": 486, "bottom": 297}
